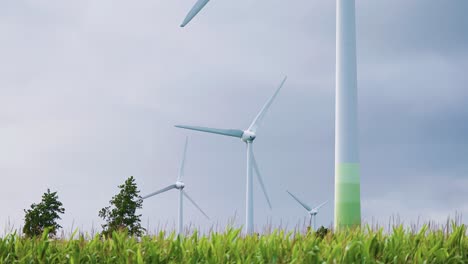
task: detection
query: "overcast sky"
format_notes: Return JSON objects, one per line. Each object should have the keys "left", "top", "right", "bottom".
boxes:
{"left": 1, "top": 0, "right": 467, "bottom": 234}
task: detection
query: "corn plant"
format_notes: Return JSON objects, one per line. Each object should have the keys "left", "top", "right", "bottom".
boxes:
{"left": 0, "top": 223, "right": 466, "bottom": 263}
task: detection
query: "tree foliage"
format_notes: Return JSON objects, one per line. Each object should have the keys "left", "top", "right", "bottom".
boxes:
{"left": 99, "top": 176, "right": 144, "bottom": 237}
{"left": 23, "top": 189, "right": 65, "bottom": 237}
{"left": 315, "top": 226, "right": 331, "bottom": 239}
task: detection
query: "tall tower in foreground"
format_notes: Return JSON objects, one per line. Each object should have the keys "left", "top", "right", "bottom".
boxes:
{"left": 334, "top": 0, "right": 361, "bottom": 230}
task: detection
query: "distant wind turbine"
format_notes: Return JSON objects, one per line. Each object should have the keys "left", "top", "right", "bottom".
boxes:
{"left": 176, "top": 76, "right": 287, "bottom": 234}
{"left": 287, "top": 190, "right": 327, "bottom": 231}
{"left": 142, "top": 138, "right": 210, "bottom": 236}
{"left": 179, "top": 0, "right": 362, "bottom": 230}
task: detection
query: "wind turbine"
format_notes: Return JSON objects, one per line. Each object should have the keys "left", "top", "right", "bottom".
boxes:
{"left": 179, "top": 0, "right": 362, "bottom": 230}
{"left": 175, "top": 77, "right": 286, "bottom": 234}
{"left": 287, "top": 190, "right": 327, "bottom": 231}
{"left": 142, "top": 138, "right": 210, "bottom": 236}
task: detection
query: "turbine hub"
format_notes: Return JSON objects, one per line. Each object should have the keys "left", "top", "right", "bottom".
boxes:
{"left": 310, "top": 210, "right": 318, "bottom": 215}
{"left": 175, "top": 181, "right": 185, "bottom": 189}
{"left": 241, "top": 130, "right": 256, "bottom": 142}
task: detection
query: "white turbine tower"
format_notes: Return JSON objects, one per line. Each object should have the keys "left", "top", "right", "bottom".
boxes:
{"left": 287, "top": 190, "right": 327, "bottom": 231}
{"left": 334, "top": 0, "right": 361, "bottom": 230}
{"left": 142, "top": 138, "right": 210, "bottom": 236}
{"left": 176, "top": 77, "right": 286, "bottom": 234}
{"left": 179, "top": 0, "right": 362, "bottom": 230}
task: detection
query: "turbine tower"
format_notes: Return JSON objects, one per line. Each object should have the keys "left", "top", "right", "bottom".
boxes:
{"left": 176, "top": 77, "right": 286, "bottom": 234}
{"left": 286, "top": 190, "right": 327, "bottom": 231}
{"left": 335, "top": 0, "right": 360, "bottom": 230}
{"left": 142, "top": 138, "right": 210, "bottom": 236}
{"left": 179, "top": 1, "right": 362, "bottom": 230}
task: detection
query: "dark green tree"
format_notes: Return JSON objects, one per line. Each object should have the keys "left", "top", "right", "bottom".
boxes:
{"left": 23, "top": 189, "right": 65, "bottom": 237}
{"left": 99, "top": 176, "right": 144, "bottom": 237}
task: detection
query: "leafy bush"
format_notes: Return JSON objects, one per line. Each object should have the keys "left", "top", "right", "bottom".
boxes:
{"left": 315, "top": 226, "right": 330, "bottom": 239}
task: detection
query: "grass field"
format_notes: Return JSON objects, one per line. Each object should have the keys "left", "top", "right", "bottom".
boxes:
{"left": 0, "top": 224, "right": 466, "bottom": 263}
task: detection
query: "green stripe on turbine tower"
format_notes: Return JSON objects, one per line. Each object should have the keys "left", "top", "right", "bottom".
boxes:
{"left": 335, "top": 163, "right": 361, "bottom": 227}
{"left": 335, "top": 0, "right": 361, "bottom": 230}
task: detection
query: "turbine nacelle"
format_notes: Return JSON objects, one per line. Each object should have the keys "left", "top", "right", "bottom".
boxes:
{"left": 175, "top": 181, "right": 185, "bottom": 189}
{"left": 309, "top": 209, "right": 318, "bottom": 216}
{"left": 241, "top": 130, "right": 256, "bottom": 143}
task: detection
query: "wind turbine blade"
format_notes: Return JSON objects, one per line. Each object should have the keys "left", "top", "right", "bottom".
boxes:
{"left": 251, "top": 149, "right": 272, "bottom": 209}
{"left": 180, "top": 0, "right": 210, "bottom": 27}
{"left": 142, "top": 184, "right": 177, "bottom": 199}
{"left": 175, "top": 125, "right": 244, "bottom": 138}
{"left": 183, "top": 191, "right": 210, "bottom": 220}
{"left": 247, "top": 76, "right": 287, "bottom": 133}
{"left": 286, "top": 190, "right": 312, "bottom": 212}
{"left": 314, "top": 201, "right": 328, "bottom": 211}
{"left": 177, "top": 137, "right": 189, "bottom": 181}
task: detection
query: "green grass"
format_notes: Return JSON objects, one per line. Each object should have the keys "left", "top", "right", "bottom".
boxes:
{"left": 0, "top": 224, "right": 466, "bottom": 263}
